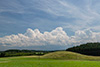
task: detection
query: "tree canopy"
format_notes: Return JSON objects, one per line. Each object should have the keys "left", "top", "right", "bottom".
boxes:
{"left": 66, "top": 42, "right": 100, "bottom": 56}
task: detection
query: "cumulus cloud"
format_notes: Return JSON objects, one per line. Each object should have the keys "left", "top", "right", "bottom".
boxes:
{"left": 0, "top": 27, "right": 100, "bottom": 50}
{"left": 0, "top": 27, "right": 69, "bottom": 47}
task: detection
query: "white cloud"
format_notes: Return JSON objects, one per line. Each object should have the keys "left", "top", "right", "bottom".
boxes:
{"left": 0, "top": 27, "right": 69, "bottom": 47}
{"left": 0, "top": 27, "right": 100, "bottom": 50}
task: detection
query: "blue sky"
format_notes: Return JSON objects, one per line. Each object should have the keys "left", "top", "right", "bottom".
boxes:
{"left": 0, "top": 0, "right": 100, "bottom": 50}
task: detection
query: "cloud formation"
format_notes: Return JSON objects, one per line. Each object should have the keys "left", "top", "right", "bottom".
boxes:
{"left": 0, "top": 27, "right": 100, "bottom": 50}
{"left": 0, "top": 27, "right": 68, "bottom": 47}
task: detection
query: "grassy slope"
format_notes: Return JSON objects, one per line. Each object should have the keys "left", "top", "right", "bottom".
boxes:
{"left": 42, "top": 51, "right": 100, "bottom": 60}
{"left": 0, "top": 56, "right": 100, "bottom": 67}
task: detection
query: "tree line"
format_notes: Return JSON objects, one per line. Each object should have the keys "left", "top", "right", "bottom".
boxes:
{"left": 66, "top": 42, "right": 100, "bottom": 56}
{"left": 0, "top": 49, "right": 54, "bottom": 57}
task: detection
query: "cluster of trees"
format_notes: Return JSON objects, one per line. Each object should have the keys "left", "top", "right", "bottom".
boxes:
{"left": 0, "top": 49, "right": 54, "bottom": 57}
{"left": 66, "top": 42, "right": 100, "bottom": 56}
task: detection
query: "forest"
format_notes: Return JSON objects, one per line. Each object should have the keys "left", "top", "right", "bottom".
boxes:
{"left": 66, "top": 42, "right": 100, "bottom": 56}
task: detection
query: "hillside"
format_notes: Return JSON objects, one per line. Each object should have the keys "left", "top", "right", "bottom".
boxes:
{"left": 42, "top": 51, "right": 100, "bottom": 60}
{"left": 66, "top": 42, "right": 100, "bottom": 56}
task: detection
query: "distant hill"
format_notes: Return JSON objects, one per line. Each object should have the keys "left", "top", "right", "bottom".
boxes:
{"left": 66, "top": 42, "right": 100, "bottom": 56}
{"left": 42, "top": 51, "right": 100, "bottom": 60}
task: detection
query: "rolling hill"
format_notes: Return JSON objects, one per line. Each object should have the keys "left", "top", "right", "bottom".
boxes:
{"left": 42, "top": 51, "right": 100, "bottom": 60}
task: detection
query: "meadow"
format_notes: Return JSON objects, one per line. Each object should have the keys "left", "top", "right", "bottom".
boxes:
{"left": 1, "top": 51, "right": 100, "bottom": 67}
{"left": 0, "top": 56, "right": 100, "bottom": 67}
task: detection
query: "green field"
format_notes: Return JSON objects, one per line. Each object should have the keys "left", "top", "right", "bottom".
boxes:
{"left": 0, "top": 51, "right": 100, "bottom": 67}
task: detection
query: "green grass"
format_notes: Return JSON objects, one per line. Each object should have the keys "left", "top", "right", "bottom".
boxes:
{"left": 0, "top": 57, "right": 100, "bottom": 67}
{"left": 1, "top": 51, "right": 100, "bottom": 67}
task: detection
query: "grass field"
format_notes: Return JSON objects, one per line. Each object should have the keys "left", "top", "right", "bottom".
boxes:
{"left": 0, "top": 51, "right": 100, "bottom": 67}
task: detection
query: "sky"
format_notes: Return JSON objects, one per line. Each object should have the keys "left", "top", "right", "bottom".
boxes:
{"left": 0, "top": 0, "right": 100, "bottom": 51}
